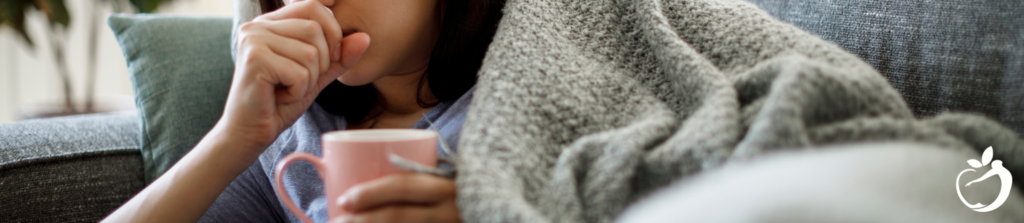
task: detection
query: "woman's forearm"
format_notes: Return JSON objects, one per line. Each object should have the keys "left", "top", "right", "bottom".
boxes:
{"left": 102, "top": 124, "right": 265, "bottom": 223}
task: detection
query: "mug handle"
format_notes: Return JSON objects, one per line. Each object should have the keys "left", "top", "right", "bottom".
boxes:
{"left": 275, "top": 152, "right": 328, "bottom": 223}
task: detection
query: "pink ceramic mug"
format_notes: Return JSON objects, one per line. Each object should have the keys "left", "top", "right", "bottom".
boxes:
{"left": 274, "top": 129, "right": 438, "bottom": 223}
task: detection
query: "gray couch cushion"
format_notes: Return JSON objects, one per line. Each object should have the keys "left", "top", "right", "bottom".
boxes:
{"left": 0, "top": 111, "right": 140, "bottom": 165}
{"left": 745, "top": 0, "right": 1024, "bottom": 136}
{"left": 0, "top": 153, "right": 144, "bottom": 223}
{"left": 0, "top": 111, "right": 144, "bottom": 223}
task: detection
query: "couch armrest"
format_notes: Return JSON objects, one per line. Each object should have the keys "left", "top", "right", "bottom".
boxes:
{"left": 0, "top": 111, "right": 145, "bottom": 222}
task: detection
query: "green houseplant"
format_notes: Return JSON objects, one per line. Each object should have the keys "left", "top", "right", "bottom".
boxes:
{"left": 0, "top": 0, "right": 173, "bottom": 117}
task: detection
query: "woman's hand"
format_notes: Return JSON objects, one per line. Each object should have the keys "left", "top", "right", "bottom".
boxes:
{"left": 333, "top": 174, "right": 462, "bottom": 223}
{"left": 221, "top": 0, "right": 370, "bottom": 152}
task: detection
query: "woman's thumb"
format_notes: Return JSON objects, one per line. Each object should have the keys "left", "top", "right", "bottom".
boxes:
{"left": 319, "top": 32, "right": 370, "bottom": 88}
{"left": 340, "top": 32, "right": 370, "bottom": 69}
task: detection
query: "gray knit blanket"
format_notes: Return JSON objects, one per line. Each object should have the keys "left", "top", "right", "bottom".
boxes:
{"left": 455, "top": 0, "right": 1024, "bottom": 222}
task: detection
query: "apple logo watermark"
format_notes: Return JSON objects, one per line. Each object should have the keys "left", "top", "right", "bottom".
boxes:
{"left": 956, "top": 146, "right": 1013, "bottom": 212}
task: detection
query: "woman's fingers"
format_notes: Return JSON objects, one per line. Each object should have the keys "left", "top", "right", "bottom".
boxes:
{"left": 258, "top": 19, "right": 331, "bottom": 74}
{"left": 338, "top": 173, "right": 456, "bottom": 212}
{"left": 237, "top": 21, "right": 368, "bottom": 98}
{"left": 242, "top": 25, "right": 321, "bottom": 84}
{"left": 256, "top": 22, "right": 370, "bottom": 93}
{"left": 331, "top": 200, "right": 462, "bottom": 223}
{"left": 256, "top": 0, "right": 343, "bottom": 60}
{"left": 243, "top": 0, "right": 369, "bottom": 93}
{"left": 237, "top": 25, "right": 317, "bottom": 95}
{"left": 240, "top": 45, "right": 310, "bottom": 103}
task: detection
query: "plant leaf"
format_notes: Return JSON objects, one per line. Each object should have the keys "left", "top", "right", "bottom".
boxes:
{"left": 32, "top": 0, "right": 70, "bottom": 28}
{"left": 0, "top": 0, "right": 11, "bottom": 22}
{"left": 982, "top": 146, "right": 993, "bottom": 166}
{"left": 967, "top": 159, "right": 983, "bottom": 168}
{"left": 42, "top": 0, "right": 69, "bottom": 28}
{"left": 0, "top": 0, "right": 35, "bottom": 47}
{"left": 130, "top": 0, "right": 162, "bottom": 13}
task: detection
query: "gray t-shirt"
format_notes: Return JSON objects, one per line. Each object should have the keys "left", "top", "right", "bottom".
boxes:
{"left": 201, "top": 87, "right": 474, "bottom": 222}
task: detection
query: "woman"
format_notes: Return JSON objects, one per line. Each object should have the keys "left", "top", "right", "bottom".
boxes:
{"left": 104, "top": 0, "right": 504, "bottom": 222}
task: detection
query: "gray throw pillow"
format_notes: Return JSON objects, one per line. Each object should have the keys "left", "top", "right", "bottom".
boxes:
{"left": 108, "top": 14, "right": 234, "bottom": 182}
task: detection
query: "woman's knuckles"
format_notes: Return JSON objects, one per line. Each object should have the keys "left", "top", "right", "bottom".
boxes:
{"left": 237, "top": 21, "right": 262, "bottom": 34}
{"left": 300, "top": 20, "right": 325, "bottom": 40}
{"left": 300, "top": 47, "right": 320, "bottom": 69}
{"left": 240, "top": 46, "right": 268, "bottom": 67}
{"left": 240, "top": 34, "right": 322, "bottom": 76}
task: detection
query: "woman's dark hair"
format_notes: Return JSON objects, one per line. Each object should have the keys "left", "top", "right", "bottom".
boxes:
{"left": 257, "top": 0, "right": 505, "bottom": 124}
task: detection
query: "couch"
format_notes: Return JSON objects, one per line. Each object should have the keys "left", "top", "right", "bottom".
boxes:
{"left": 1, "top": 0, "right": 1021, "bottom": 222}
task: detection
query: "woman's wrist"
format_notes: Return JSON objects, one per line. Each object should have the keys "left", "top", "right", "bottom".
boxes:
{"left": 205, "top": 121, "right": 277, "bottom": 160}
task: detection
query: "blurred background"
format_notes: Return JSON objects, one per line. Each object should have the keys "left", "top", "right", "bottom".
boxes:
{"left": 0, "top": 0, "right": 231, "bottom": 123}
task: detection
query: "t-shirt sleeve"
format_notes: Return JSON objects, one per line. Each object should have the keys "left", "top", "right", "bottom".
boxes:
{"left": 200, "top": 159, "right": 289, "bottom": 223}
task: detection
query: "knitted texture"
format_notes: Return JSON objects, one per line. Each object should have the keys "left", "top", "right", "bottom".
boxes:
{"left": 455, "top": 0, "right": 1024, "bottom": 222}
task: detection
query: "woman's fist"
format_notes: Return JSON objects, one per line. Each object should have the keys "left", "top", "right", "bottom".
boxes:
{"left": 220, "top": 0, "right": 370, "bottom": 152}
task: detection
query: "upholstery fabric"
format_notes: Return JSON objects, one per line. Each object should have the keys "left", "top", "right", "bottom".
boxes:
{"left": 0, "top": 111, "right": 139, "bottom": 165}
{"left": 745, "top": 0, "right": 1024, "bottom": 137}
{"left": 108, "top": 14, "right": 236, "bottom": 182}
{"left": 454, "top": 0, "right": 1024, "bottom": 222}
{"left": 0, "top": 111, "right": 144, "bottom": 223}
